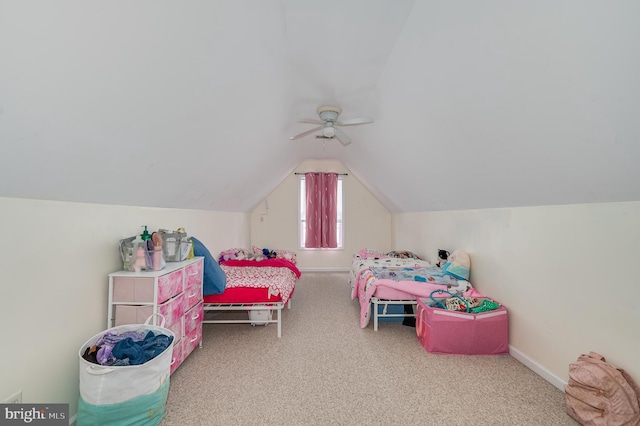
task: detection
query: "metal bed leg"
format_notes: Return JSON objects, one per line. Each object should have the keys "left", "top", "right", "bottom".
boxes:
{"left": 373, "top": 298, "right": 379, "bottom": 331}
{"left": 370, "top": 298, "right": 418, "bottom": 331}
{"left": 277, "top": 307, "right": 282, "bottom": 338}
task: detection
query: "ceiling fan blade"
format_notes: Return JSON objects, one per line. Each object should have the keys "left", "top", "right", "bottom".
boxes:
{"left": 289, "top": 125, "right": 323, "bottom": 140}
{"left": 334, "top": 127, "right": 352, "bottom": 146}
{"left": 336, "top": 117, "right": 373, "bottom": 126}
{"left": 298, "top": 118, "right": 324, "bottom": 125}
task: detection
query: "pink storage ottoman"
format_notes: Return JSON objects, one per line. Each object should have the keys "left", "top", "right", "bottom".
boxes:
{"left": 416, "top": 297, "right": 509, "bottom": 355}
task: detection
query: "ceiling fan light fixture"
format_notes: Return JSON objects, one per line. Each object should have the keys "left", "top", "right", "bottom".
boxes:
{"left": 323, "top": 125, "right": 336, "bottom": 138}
{"left": 289, "top": 105, "right": 372, "bottom": 146}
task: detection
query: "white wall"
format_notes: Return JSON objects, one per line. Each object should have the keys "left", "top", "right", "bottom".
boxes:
{"left": 8, "top": 192, "right": 635, "bottom": 418}
{"left": 250, "top": 159, "right": 391, "bottom": 270}
{"left": 0, "top": 197, "right": 249, "bottom": 419}
{"left": 392, "top": 201, "right": 640, "bottom": 385}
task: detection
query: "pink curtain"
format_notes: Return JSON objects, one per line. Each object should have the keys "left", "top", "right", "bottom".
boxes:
{"left": 305, "top": 172, "right": 338, "bottom": 248}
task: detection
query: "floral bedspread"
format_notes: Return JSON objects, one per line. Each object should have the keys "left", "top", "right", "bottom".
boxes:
{"left": 370, "top": 266, "right": 458, "bottom": 286}
{"left": 220, "top": 261, "right": 298, "bottom": 304}
{"left": 349, "top": 256, "right": 432, "bottom": 295}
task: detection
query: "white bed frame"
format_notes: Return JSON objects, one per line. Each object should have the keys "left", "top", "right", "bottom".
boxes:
{"left": 202, "top": 299, "right": 292, "bottom": 338}
{"left": 370, "top": 297, "right": 416, "bottom": 331}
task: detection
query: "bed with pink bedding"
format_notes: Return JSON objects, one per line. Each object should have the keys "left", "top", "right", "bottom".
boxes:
{"left": 203, "top": 248, "right": 301, "bottom": 338}
{"left": 350, "top": 249, "right": 480, "bottom": 330}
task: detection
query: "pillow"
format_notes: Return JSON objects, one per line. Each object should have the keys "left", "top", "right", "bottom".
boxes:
{"left": 442, "top": 250, "right": 471, "bottom": 281}
{"left": 356, "top": 248, "right": 388, "bottom": 259}
{"left": 191, "top": 237, "right": 226, "bottom": 296}
{"left": 387, "top": 250, "right": 423, "bottom": 260}
{"left": 273, "top": 249, "right": 297, "bottom": 264}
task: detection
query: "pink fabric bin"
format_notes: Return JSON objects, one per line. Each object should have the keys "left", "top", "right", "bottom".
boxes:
{"left": 416, "top": 297, "right": 509, "bottom": 355}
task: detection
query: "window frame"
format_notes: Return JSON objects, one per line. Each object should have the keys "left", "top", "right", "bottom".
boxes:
{"left": 298, "top": 174, "right": 344, "bottom": 250}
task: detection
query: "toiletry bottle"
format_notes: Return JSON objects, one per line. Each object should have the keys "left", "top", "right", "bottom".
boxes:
{"left": 151, "top": 232, "right": 163, "bottom": 271}
{"left": 132, "top": 236, "right": 146, "bottom": 272}
{"left": 140, "top": 225, "right": 151, "bottom": 241}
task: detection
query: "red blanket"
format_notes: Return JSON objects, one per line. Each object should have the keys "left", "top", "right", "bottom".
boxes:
{"left": 220, "top": 258, "right": 301, "bottom": 278}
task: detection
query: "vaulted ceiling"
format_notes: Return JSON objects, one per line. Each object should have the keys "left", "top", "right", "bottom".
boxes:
{"left": 1, "top": 1, "right": 639, "bottom": 213}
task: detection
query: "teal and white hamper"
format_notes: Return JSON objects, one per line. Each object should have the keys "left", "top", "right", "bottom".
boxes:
{"left": 77, "top": 315, "right": 174, "bottom": 426}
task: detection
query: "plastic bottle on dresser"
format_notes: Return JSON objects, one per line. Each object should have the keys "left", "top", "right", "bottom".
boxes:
{"left": 132, "top": 236, "right": 146, "bottom": 272}
{"left": 151, "top": 232, "right": 164, "bottom": 271}
{"left": 140, "top": 225, "right": 152, "bottom": 241}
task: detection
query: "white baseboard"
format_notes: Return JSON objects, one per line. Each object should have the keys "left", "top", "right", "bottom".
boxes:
{"left": 296, "top": 270, "right": 569, "bottom": 392}
{"left": 509, "top": 346, "right": 567, "bottom": 391}
{"left": 298, "top": 267, "right": 351, "bottom": 273}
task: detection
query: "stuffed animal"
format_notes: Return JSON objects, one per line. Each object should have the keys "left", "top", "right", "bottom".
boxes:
{"left": 436, "top": 249, "right": 450, "bottom": 268}
{"left": 237, "top": 251, "right": 264, "bottom": 261}
{"left": 246, "top": 252, "right": 266, "bottom": 261}
{"left": 262, "top": 248, "right": 277, "bottom": 259}
{"left": 219, "top": 250, "right": 239, "bottom": 262}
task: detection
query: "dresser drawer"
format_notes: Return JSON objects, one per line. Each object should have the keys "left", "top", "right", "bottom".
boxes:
{"left": 184, "top": 300, "right": 203, "bottom": 337}
{"left": 112, "top": 277, "right": 153, "bottom": 303}
{"left": 184, "top": 280, "right": 202, "bottom": 310}
{"left": 185, "top": 259, "right": 203, "bottom": 288}
{"left": 182, "top": 322, "right": 202, "bottom": 361}
{"left": 114, "top": 293, "right": 185, "bottom": 340}
{"left": 170, "top": 339, "right": 183, "bottom": 375}
{"left": 108, "top": 257, "right": 204, "bottom": 376}
{"left": 112, "top": 269, "right": 184, "bottom": 304}
{"left": 157, "top": 269, "right": 184, "bottom": 303}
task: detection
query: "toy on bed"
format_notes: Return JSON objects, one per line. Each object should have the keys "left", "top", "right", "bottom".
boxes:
{"left": 435, "top": 249, "right": 450, "bottom": 268}
{"left": 203, "top": 246, "right": 300, "bottom": 338}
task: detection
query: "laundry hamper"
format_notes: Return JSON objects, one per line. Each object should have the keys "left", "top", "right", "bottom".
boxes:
{"left": 416, "top": 297, "right": 509, "bottom": 355}
{"left": 77, "top": 315, "right": 174, "bottom": 426}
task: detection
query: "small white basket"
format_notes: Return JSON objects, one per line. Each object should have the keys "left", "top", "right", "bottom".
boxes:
{"left": 249, "top": 309, "right": 272, "bottom": 326}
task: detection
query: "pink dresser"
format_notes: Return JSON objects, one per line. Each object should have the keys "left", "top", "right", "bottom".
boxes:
{"left": 108, "top": 257, "right": 204, "bottom": 374}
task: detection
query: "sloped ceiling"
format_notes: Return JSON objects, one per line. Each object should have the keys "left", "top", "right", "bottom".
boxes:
{"left": 1, "top": 1, "right": 639, "bottom": 213}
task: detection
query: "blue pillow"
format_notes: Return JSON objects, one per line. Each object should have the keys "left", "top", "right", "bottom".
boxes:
{"left": 190, "top": 237, "right": 226, "bottom": 295}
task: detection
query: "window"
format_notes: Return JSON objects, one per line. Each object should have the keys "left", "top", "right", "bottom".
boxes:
{"left": 299, "top": 175, "right": 343, "bottom": 249}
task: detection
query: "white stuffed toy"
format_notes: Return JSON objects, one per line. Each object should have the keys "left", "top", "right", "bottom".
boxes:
{"left": 244, "top": 252, "right": 265, "bottom": 261}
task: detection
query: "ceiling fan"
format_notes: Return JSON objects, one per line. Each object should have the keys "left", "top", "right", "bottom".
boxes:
{"left": 289, "top": 105, "right": 373, "bottom": 146}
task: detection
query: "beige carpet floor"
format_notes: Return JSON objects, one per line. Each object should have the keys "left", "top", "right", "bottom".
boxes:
{"left": 161, "top": 272, "right": 577, "bottom": 426}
